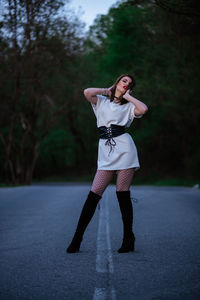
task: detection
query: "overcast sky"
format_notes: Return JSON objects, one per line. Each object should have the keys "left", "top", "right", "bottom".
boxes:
{"left": 68, "top": 0, "right": 119, "bottom": 29}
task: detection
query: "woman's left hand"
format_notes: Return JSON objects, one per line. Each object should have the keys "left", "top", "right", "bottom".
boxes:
{"left": 123, "top": 89, "right": 148, "bottom": 115}
{"left": 123, "top": 89, "right": 132, "bottom": 100}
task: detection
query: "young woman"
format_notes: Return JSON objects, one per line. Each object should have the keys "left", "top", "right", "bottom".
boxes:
{"left": 66, "top": 74, "right": 148, "bottom": 253}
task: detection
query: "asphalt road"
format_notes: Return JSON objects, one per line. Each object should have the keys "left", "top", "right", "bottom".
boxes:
{"left": 0, "top": 184, "right": 200, "bottom": 300}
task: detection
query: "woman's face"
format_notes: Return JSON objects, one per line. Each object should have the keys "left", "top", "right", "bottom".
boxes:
{"left": 116, "top": 76, "right": 132, "bottom": 94}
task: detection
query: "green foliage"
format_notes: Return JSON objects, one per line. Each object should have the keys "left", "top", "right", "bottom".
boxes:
{"left": 0, "top": 0, "right": 85, "bottom": 184}
{"left": 0, "top": 0, "right": 199, "bottom": 184}
{"left": 85, "top": 0, "right": 200, "bottom": 180}
{"left": 38, "top": 129, "right": 76, "bottom": 170}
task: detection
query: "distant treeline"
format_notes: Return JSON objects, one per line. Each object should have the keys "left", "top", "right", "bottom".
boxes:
{"left": 0, "top": 0, "right": 200, "bottom": 184}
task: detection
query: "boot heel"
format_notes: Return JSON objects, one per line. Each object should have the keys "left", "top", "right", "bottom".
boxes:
{"left": 66, "top": 238, "right": 82, "bottom": 253}
{"left": 116, "top": 191, "right": 135, "bottom": 253}
{"left": 117, "top": 237, "right": 135, "bottom": 253}
{"left": 66, "top": 191, "right": 101, "bottom": 254}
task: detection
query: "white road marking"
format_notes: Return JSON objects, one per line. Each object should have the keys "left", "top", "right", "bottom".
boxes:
{"left": 94, "top": 190, "right": 116, "bottom": 300}
{"left": 93, "top": 287, "right": 116, "bottom": 300}
{"left": 96, "top": 191, "right": 114, "bottom": 273}
{"left": 93, "top": 288, "right": 106, "bottom": 300}
{"left": 105, "top": 191, "right": 114, "bottom": 273}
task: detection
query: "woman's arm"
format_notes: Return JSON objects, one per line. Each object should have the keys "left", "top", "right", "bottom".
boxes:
{"left": 123, "top": 90, "right": 148, "bottom": 116}
{"left": 83, "top": 88, "right": 109, "bottom": 104}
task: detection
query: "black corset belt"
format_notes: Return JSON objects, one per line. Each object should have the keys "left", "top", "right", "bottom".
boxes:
{"left": 98, "top": 124, "right": 126, "bottom": 154}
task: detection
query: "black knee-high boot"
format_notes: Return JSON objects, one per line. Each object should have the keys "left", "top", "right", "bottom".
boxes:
{"left": 116, "top": 191, "right": 135, "bottom": 253}
{"left": 66, "top": 190, "right": 101, "bottom": 253}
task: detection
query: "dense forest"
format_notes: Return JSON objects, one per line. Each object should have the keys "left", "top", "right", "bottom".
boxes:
{"left": 0, "top": 0, "right": 200, "bottom": 185}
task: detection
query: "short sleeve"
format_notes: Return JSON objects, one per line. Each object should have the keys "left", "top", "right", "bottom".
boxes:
{"left": 130, "top": 102, "right": 143, "bottom": 119}
{"left": 91, "top": 94, "right": 107, "bottom": 117}
{"left": 125, "top": 102, "right": 143, "bottom": 127}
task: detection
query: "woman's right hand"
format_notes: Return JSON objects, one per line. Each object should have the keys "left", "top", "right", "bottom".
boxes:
{"left": 107, "top": 85, "right": 114, "bottom": 97}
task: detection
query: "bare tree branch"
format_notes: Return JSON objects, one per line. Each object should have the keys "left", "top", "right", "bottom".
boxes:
{"left": 155, "top": 0, "right": 200, "bottom": 17}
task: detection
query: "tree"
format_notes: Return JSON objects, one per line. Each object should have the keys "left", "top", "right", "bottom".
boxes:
{"left": 0, "top": 0, "right": 85, "bottom": 184}
{"left": 85, "top": 0, "right": 200, "bottom": 179}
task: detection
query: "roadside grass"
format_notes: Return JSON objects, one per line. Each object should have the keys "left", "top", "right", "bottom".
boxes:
{"left": 1, "top": 176, "right": 199, "bottom": 188}
{"left": 0, "top": 183, "right": 27, "bottom": 188}
{"left": 133, "top": 177, "right": 199, "bottom": 187}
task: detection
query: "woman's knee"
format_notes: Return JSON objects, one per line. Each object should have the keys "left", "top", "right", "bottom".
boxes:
{"left": 116, "top": 188, "right": 130, "bottom": 192}
{"left": 91, "top": 187, "right": 104, "bottom": 197}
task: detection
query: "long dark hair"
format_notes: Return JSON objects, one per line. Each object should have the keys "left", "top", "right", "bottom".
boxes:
{"left": 110, "top": 74, "right": 136, "bottom": 105}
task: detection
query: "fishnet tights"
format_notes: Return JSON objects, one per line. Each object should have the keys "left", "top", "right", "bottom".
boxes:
{"left": 91, "top": 168, "right": 135, "bottom": 196}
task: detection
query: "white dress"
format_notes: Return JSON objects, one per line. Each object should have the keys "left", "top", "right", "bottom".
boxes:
{"left": 91, "top": 95, "right": 142, "bottom": 171}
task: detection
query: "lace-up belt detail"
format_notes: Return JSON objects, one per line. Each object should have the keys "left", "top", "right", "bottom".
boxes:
{"left": 98, "top": 124, "right": 126, "bottom": 154}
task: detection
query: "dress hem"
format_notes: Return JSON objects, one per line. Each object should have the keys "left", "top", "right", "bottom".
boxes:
{"left": 97, "top": 166, "right": 140, "bottom": 171}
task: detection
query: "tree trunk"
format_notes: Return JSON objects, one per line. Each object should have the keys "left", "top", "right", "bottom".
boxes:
{"left": 25, "top": 143, "right": 40, "bottom": 185}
